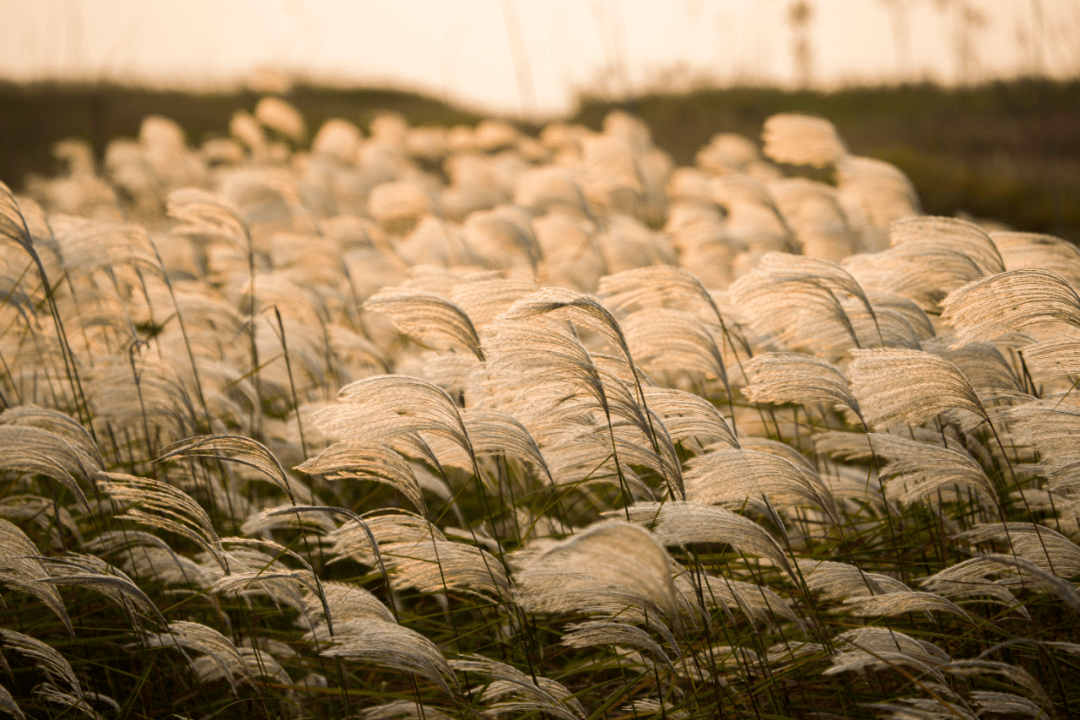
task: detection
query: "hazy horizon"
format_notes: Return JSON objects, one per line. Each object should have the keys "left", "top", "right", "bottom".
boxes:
{"left": 2, "top": 0, "right": 1079, "bottom": 117}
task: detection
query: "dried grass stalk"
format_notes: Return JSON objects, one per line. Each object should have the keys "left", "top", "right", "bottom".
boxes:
{"left": 321, "top": 620, "right": 457, "bottom": 695}
{"left": 513, "top": 520, "right": 681, "bottom": 632}
{"left": 451, "top": 654, "right": 586, "bottom": 720}
{"left": 296, "top": 443, "right": 426, "bottom": 514}
{"left": 742, "top": 352, "right": 860, "bottom": 416}
{"left": 762, "top": 113, "right": 848, "bottom": 168}
{"left": 158, "top": 434, "right": 302, "bottom": 503}
{"left": 941, "top": 268, "right": 1080, "bottom": 346}
{"left": 0, "top": 520, "right": 73, "bottom": 635}
{"left": 620, "top": 501, "right": 795, "bottom": 582}
{"left": 848, "top": 348, "right": 988, "bottom": 430}
{"left": 365, "top": 286, "right": 485, "bottom": 360}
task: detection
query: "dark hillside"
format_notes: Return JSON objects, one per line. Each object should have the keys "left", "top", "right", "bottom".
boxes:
{"left": 2, "top": 78, "right": 1078, "bottom": 241}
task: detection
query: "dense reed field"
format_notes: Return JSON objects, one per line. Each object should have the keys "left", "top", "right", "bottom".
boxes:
{"left": 2, "top": 96, "right": 1079, "bottom": 719}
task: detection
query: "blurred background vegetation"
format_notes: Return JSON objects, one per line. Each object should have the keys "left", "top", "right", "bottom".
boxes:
{"left": 1, "top": 78, "right": 1078, "bottom": 243}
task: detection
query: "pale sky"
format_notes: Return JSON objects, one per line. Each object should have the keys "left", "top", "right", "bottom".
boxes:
{"left": 1, "top": 0, "right": 1078, "bottom": 117}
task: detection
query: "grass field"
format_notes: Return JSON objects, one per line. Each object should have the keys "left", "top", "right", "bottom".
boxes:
{"left": 1, "top": 84, "right": 1080, "bottom": 719}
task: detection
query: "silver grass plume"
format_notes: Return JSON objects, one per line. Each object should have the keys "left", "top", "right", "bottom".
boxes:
{"left": 825, "top": 627, "right": 951, "bottom": 681}
{"left": 448, "top": 273, "right": 537, "bottom": 329}
{"left": 254, "top": 97, "right": 306, "bottom": 143}
{"left": 166, "top": 188, "right": 260, "bottom": 424}
{"left": 729, "top": 258, "right": 863, "bottom": 355}
{"left": 463, "top": 205, "right": 543, "bottom": 271}
{"left": 1022, "top": 337, "right": 1080, "bottom": 380}
{"left": 462, "top": 408, "right": 553, "bottom": 483}
{"left": 676, "top": 572, "right": 803, "bottom": 628}
{"left": 768, "top": 177, "right": 856, "bottom": 262}
{"left": 0, "top": 184, "right": 92, "bottom": 426}
{"left": 86, "top": 533, "right": 211, "bottom": 587}
{"left": 450, "top": 655, "right": 586, "bottom": 720}
{"left": 512, "top": 520, "right": 681, "bottom": 632}
{"left": 891, "top": 216, "right": 1006, "bottom": 278}
{"left": 839, "top": 591, "right": 975, "bottom": 623}
{"left": 947, "top": 660, "right": 1048, "bottom": 705}
{"left": 926, "top": 554, "right": 1080, "bottom": 610}
{"left": 0, "top": 629, "right": 96, "bottom": 716}
{"left": 991, "top": 230, "right": 1080, "bottom": 286}
{"left": 229, "top": 110, "right": 266, "bottom": 155}
{"left": 482, "top": 316, "right": 659, "bottom": 496}
{"left": 37, "top": 553, "right": 167, "bottom": 630}
{"left": 941, "top": 267, "right": 1080, "bottom": 346}
{"left": 640, "top": 387, "right": 738, "bottom": 448}
{"left": 49, "top": 215, "right": 164, "bottom": 279}
{"left": 241, "top": 503, "right": 338, "bottom": 536}
{"left": 2, "top": 495, "right": 81, "bottom": 547}
{"left": 0, "top": 426, "right": 97, "bottom": 511}
{"left": 867, "top": 697, "right": 975, "bottom": 720}
{"left": 970, "top": 691, "right": 1046, "bottom": 718}
{"left": 208, "top": 572, "right": 308, "bottom": 628}
{"left": 684, "top": 448, "right": 837, "bottom": 522}
{"left": 0, "top": 405, "right": 104, "bottom": 470}
{"left": 1001, "top": 399, "right": 1080, "bottom": 473}
{"left": 955, "top": 522, "right": 1080, "bottom": 577}
{"left": 690, "top": 572, "right": 801, "bottom": 633}
{"left": 158, "top": 434, "right": 305, "bottom": 503}
{"left": 872, "top": 434, "right": 998, "bottom": 508}
{"left": 0, "top": 681, "right": 23, "bottom": 720}
{"left": 208, "top": 539, "right": 324, "bottom": 617}
{"left": 296, "top": 443, "right": 427, "bottom": 515}
{"left": 362, "top": 700, "right": 453, "bottom": 720}
{"left": 1042, "top": 640, "right": 1080, "bottom": 655}
{"left": 97, "top": 472, "right": 228, "bottom": 573}
{"left": 766, "top": 641, "right": 826, "bottom": 667}
{"left": 847, "top": 349, "right": 988, "bottom": 430}
{"left": 325, "top": 510, "right": 443, "bottom": 567}
{"left": 923, "top": 341, "right": 1025, "bottom": 397}
{"left": 757, "top": 252, "right": 878, "bottom": 321}
{"left": 540, "top": 430, "right": 654, "bottom": 498}
{"left": 313, "top": 375, "right": 475, "bottom": 468}
{"left": 560, "top": 621, "right": 676, "bottom": 670}
{"left": 813, "top": 430, "right": 888, "bottom": 463}
{"left": 0, "top": 181, "right": 38, "bottom": 257}
{"left": 364, "top": 286, "right": 485, "bottom": 360}
{"left": 142, "top": 620, "right": 254, "bottom": 693}
{"left": 167, "top": 188, "right": 250, "bottom": 251}
{"left": 320, "top": 620, "right": 457, "bottom": 695}
{"left": 380, "top": 537, "right": 510, "bottom": 599}
{"left": 674, "top": 644, "right": 764, "bottom": 683}
{"left": 0, "top": 631, "right": 77, "bottom": 689}
{"left": 761, "top": 113, "right": 848, "bottom": 168}
{"left": 618, "top": 501, "right": 796, "bottom": 583}
{"left": 597, "top": 265, "right": 728, "bottom": 328}
{"left": 817, "top": 431, "right": 997, "bottom": 508}
{"left": 483, "top": 315, "right": 610, "bottom": 415}
{"left": 795, "top": 559, "right": 910, "bottom": 602}
{"left": 741, "top": 352, "right": 860, "bottom": 417}
{"left": 501, "top": 286, "right": 637, "bottom": 372}
{"left": 920, "top": 561, "right": 1030, "bottom": 617}
{"left": 621, "top": 308, "right": 729, "bottom": 390}
{"left": 842, "top": 244, "right": 986, "bottom": 312}
{"left": 189, "top": 646, "right": 291, "bottom": 689}
{"left": 870, "top": 292, "right": 937, "bottom": 340}
{"left": 302, "top": 580, "right": 396, "bottom": 638}
{"left": 588, "top": 420, "right": 685, "bottom": 499}
{"left": 0, "top": 519, "right": 73, "bottom": 635}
